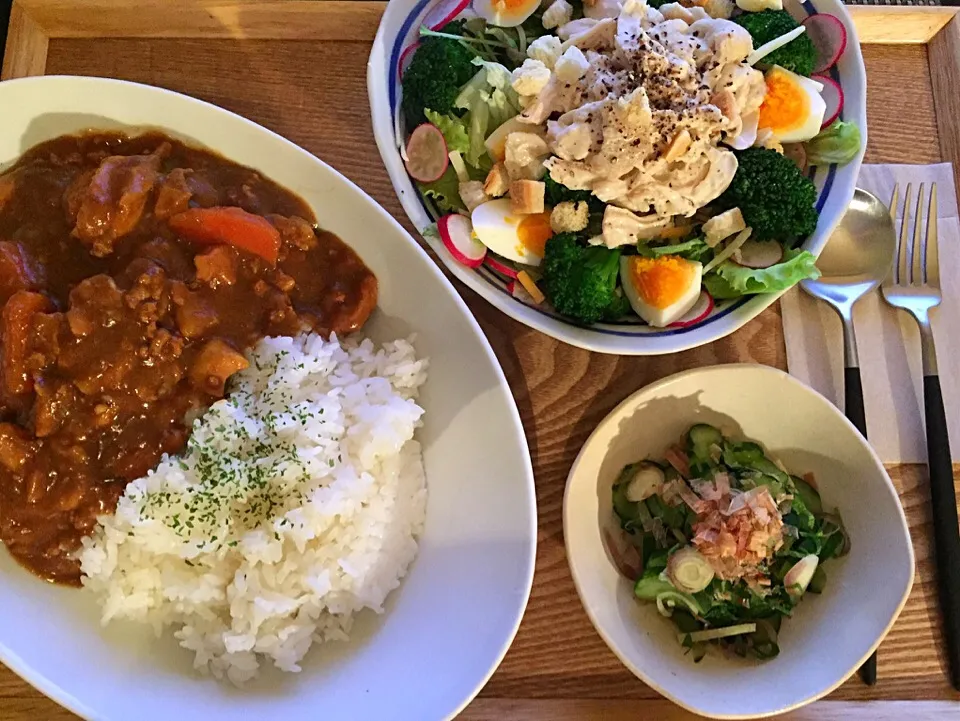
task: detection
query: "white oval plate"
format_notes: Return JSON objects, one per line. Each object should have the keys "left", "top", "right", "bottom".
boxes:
{"left": 563, "top": 365, "right": 914, "bottom": 718}
{"left": 0, "top": 75, "right": 537, "bottom": 721}
{"left": 368, "top": 0, "right": 867, "bottom": 354}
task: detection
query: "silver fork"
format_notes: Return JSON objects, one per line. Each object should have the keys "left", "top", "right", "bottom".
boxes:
{"left": 881, "top": 182, "right": 960, "bottom": 690}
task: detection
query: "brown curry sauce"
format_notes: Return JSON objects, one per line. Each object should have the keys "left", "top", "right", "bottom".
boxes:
{"left": 0, "top": 132, "right": 377, "bottom": 584}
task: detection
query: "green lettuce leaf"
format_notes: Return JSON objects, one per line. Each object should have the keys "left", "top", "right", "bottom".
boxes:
{"left": 423, "top": 109, "right": 470, "bottom": 155}
{"left": 805, "top": 121, "right": 862, "bottom": 167}
{"left": 455, "top": 58, "right": 521, "bottom": 166}
{"left": 703, "top": 248, "right": 820, "bottom": 299}
{"left": 418, "top": 166, "right": 465, "bottom": 213}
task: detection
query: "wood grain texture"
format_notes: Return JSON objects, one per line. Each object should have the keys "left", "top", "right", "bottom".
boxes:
{"left": 13, "top": 0, "right": 385, "bottom": 40}
{"left": 847, "top": 7, "right": 957, "bottom": 45}
{"left": 459, "top": 699, "right": 960, "bottom": 720}
{"left": 929, "top": 14, "right": 960, "bottom": 204}
{"left": 5, "top": 0, "right": 957, "bottom": 45}
{"left": 0, "top": 2, "right": 47, "bottom": 79}
{"left": 0, "top": 17, "right": 957, "bottom": 721}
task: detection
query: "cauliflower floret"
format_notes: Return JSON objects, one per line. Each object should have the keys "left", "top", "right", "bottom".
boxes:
{"left": 550, "top": 201, "right": 590, "bottom": 233}
{"left": 511, "top": 58, "right": 552, "bottom": 98}
{"left": 555, "top": 45, "right": 590, "bottom": 83}
{"left": 542, "top": 0, "right": 573, "bottom": 29}
{"left": 527, "top": 34, "right": 563, "bottom": 69}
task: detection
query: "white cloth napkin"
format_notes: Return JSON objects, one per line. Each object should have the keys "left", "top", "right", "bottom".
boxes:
{"left": 781, "top": 163, "right": 960, "bottom": 464}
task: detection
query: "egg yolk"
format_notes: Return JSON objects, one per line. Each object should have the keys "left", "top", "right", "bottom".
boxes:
{"left": 758, "top": 71, "right": 809, "bottom": 133}
{"left": 628, "top": 256, "right": 694, "bottom": 310}
{"left": 493, "top": 0, "right": 539, "bottom": 17}
{"left": 516, "top": 212, "right": 553, "bottom": 258}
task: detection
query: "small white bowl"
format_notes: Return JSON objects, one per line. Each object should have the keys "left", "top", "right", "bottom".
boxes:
{"left": 368, "top": 0, "right": 867, "bottom": 355}
{"left": 0, "top": 76, "right": 537, "bottom": 721}
{"left": 563, "top": 365, "right": 914, "bottom": 719}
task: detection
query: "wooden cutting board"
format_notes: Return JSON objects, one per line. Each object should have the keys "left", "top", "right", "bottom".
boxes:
{"left": 2, "top": 1, "right": 960, "bottom": 718}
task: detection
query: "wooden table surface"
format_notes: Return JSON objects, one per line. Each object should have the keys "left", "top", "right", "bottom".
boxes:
{"left": 1, "top": 3, "right": 960, "bottom": 719}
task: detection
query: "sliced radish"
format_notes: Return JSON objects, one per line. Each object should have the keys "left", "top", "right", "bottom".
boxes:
{"left": 424, "top": 0, "right": 471, "bottom": 30}
{"left": 398, "top": 42, "right": 420, "bottom": 80}
{"left": 405, "top": 123, "right": 448, "bottom": 183}
{"left": 668, "top": 291, "right": 715, "bottom": 328}
{"left": 735, "top": 239, "right": 784, "bottom": 269}
{"left": 485, "top": 255, "right": 520, "bottom": 279}
{"left": 439, "top": 213, "right": 486, "bottom": 268}
{"left": 813, "top": 74, "right": 844, "bottom": 129}
{"left": 803, "top": 14, "right": 848, "bottom": 74}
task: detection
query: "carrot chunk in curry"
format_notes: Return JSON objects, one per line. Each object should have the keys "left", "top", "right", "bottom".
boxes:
{"left": 0, "top": 132, "right": 378, "bottom": 584}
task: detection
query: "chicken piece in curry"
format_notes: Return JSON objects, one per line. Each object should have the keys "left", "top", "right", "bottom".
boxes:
{"left": 0, "top": 132, "right": 377, "bottom": 584}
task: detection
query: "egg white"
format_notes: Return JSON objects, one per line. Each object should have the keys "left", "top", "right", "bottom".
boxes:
{"left": 619, "top": 256, "right": 703, "bottom": 327}
{"left": 760, "top": 66, "right": 826, "bottom": 144}
{"left": 471, "top": 199, "right": 545, "bottom": 266}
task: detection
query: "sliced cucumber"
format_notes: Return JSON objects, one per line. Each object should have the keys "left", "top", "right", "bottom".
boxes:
{"left": 743, "top": 472, "right": 785, "bottom": 497}
{"left": 634, "top": 575, "right": 675, "bottom": 600}
{"left": 687, "top": 424, "right": 723, "bottom": 464}
{"left": 612, "top": 464, "right": 640, "bottom": 527}
{"left": 792, "top": 476, "right": 824, "bottom": 514}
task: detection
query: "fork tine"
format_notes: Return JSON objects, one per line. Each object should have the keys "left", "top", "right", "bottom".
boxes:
{"left": 898, "top": 183, "right": 912, "bottom": 285}
{"left": 911, "top": 183, "right": 925, "bottom": 285}
{"left": 926, "top": 182, "right": 938, "bottom": 286}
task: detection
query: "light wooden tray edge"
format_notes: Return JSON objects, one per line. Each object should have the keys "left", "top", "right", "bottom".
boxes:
{"left": 3, "top": 1, "right": 958, "bottom": 78}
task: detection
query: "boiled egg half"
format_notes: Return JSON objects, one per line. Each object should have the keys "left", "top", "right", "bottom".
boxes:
{"left": 757, "top": 66, "right": 826, "bottom": 144}
{"left": 471, "top": 199, "right": 553, "bottom": 266}
{"left": 474, "top": 0, "right": 542, "bottom": 27}
{"left": 619, "top": 255, "right": 703, "bottom": 327}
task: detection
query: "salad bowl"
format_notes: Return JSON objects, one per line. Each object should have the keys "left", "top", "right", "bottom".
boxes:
{"left": 563, "top": 365, "right": 914, "bottom": 718}
{"left": 369, "top": 0, "right": 868, "bottom": 354}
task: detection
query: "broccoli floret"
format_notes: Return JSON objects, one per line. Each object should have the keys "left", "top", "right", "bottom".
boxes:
{"left": 544, "top": 175, "right": 605, "bottom": 213}
{"left": 401, "top": 22, "right": 477, "bottom": 128}
{"left": 734, "top": 10, "right": 816, "bottom": 76}
{"left": 541, "top": 233, "right": 625, "bottom": 325}
{"left": 715, "top": 147, "right": 818, "bottom": 245}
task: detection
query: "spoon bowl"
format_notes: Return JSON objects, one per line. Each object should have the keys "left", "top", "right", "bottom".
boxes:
{"left": 802, "top": 189, "right": 896, "bottom": 312}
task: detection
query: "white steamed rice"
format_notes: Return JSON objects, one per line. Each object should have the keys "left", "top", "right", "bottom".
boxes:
{"left": 78, "top": 333, "right": 428, "bottom": 685}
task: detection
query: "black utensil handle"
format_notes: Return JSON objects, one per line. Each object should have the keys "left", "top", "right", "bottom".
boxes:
{"left": 844, "top": 367, "right": 868, "bottom": 439}
{"left": 924, "top": 374, "right": 960, "bottom": 690}
{"left": 845, "top": 367, "right": 877, "bottom": 684}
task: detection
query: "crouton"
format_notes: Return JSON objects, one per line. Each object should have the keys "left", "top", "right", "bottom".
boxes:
{"left": 510, "top": 180, "right": 546, "bottom": 215}
{"left": 550, "top": 201, "right": 590, "bottom": 233}
{"left": 703, "top": 0, "right": 735, "bottom": 18}
{"left": 703, "top": 207, "right": 746, "bottom": 247}
{"left": 483, "top": 163, "right": 511, "bottom": 198}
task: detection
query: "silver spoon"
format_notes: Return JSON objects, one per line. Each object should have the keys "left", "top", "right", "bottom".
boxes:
{"left": 800, "top": 187, "right": 896, "bottom": 686}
